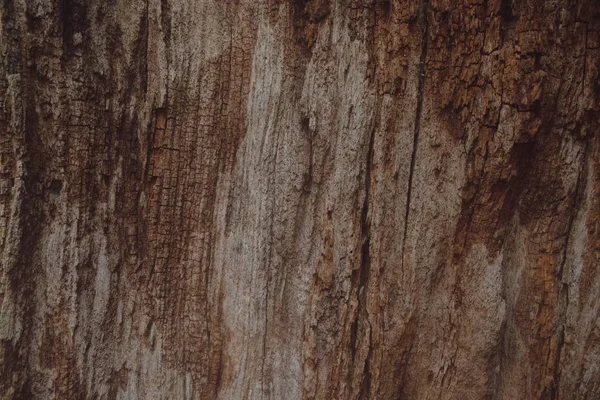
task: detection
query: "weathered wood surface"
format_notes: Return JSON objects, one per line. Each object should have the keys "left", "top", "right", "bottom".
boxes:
{"left": 1, "top": 0, "right": 599, "bottom": 398}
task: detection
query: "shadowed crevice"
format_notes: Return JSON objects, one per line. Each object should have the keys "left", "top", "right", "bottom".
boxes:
{"left": 357, "top": 124, "right": 375, "bottom": 400}
{"left": 402, "top": 0, "right": 430, "bottom": 265}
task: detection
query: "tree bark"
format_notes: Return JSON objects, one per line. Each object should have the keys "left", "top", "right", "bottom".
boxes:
{"left": 1, "top": 0, "right": 599, "bottom": 399}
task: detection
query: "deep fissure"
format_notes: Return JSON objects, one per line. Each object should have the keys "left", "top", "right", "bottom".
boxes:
{"left": 402, "top": 0, "right": 430, "bottom": 265}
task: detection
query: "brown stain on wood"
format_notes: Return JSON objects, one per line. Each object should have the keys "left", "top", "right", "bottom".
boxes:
{"left": 0, "top": 0, "right": 599, "bottom": 399}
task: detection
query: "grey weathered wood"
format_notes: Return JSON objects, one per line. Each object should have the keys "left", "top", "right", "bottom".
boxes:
{"left": 1, "top": 0, "right": 599, "bottom": 399}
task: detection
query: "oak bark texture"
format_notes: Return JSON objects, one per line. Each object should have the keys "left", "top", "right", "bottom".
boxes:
{"left": 1, "top": 0, "right": 599, "bottom": 399}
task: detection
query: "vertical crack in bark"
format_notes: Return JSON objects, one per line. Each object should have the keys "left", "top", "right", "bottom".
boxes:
{"left": 144, "top": 0, "right": 149, "bottom": 95}
{"left": 354, "top": 123, "right": 375, "bottom": 400}
{"left": 401, "top": 0, "right": 430, "bottom": 265}
{"left": 261, "top": 105, "right": 283, "bottom": 399}
{"left": 582, "top": 25, "right": 589, "bottom": 94}
{"left": 553, "top": 140, "right": 590, "bottom": 393}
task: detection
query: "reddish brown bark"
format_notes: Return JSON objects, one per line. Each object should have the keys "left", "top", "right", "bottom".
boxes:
{"left": 1, "top": 0, "right": 599, "bottom": 399}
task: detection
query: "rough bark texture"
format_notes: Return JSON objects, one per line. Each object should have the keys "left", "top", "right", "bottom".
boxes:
{"left": 1, "top": 0, "right": 599, "bottom": 399}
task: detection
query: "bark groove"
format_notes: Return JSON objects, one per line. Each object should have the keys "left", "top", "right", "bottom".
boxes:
{"left": 1, "top": 0, "right": 599, "bottom": 399}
